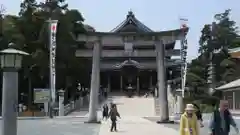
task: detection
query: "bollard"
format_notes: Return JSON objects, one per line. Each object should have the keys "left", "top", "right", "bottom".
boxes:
{"left": 58, "top": 89, "right": 65, "bottom": 116}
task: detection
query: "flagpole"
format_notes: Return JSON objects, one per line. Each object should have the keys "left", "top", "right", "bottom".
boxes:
{"left": 175, "top": 17, "right": 188, "bottom": 114}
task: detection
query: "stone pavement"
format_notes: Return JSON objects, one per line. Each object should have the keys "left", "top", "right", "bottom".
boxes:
{"left": 160, "top": 122, "right": 239, "bottom": 135}
{"left": 96, "top": 95, "right": 179, "bottom": 135}
{"left": 98, "top": 116, "right": 179, "bottom": 135}
{"left": 0, "top": 116, "right": 182, "bottom": 135}
{"left": 6, "top": 95, "right": 238, "bottom": 135}
{"left": 0, "top": 117, "right": 100, "bottom": 135}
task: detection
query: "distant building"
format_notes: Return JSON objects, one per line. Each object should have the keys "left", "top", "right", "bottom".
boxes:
{"left": 215, "top": 79, "right": 240, "bottom": 110}
{"left": 75, "top": 11, "right": 188, "bottom": 95}
{"left": 215, "top": 47, "right": 240, "bottom": 110}
{"left": 84, "top": 24, "right": 95, "bottom": 32}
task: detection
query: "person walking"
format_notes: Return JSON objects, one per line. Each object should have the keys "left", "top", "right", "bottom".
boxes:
{"left": 104, "top": 88, "right": 108, "bottom": 99}
{"left": 209, "top": 100, "right": 239, "bottom": 135}
{"left": 192, "top": 103, "right": 204, "bottom": 128}
{"left": 180, "top": 104, "right": 199, "bottom": 135}
{"left": 108, "top": 104, "right": 120, "bottom": 132}
{"left": 102, "top": 104, "right": 109, "bottom": 120}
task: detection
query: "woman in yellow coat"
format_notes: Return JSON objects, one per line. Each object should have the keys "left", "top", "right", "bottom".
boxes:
{"left": 180, "top": 104, "right": 199, "bottom": 135}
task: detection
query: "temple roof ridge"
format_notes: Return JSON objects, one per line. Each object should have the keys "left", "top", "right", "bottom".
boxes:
{"left": 110, "top": 11, "right": 153, "bottom": 32}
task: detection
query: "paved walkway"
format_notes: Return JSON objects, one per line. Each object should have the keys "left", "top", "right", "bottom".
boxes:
{"left": 0, "top": 117, "right": 100, "bottom": 135}
{"left": 98, "top": 116, "right": 179, "bottom": 135}
{"left": 6, "top": 95, "right": 238, "bottom": 135}
{"left": 60, "top": 95, "right": 180, "bottom": 135}
{"left": 97, "top": 95, "right": 178, "bottom": 135}
{"left": 112, "top": 96, "right": 155, "bottom": 117}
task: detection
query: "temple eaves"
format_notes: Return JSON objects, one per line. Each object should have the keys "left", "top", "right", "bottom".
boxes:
{"left": 114, "top": 59, "right": 141, "bottom": 69}
{"left": 110, "top": 11, "right": 153, "bottom": 33}
{"left": 83, "top": 27, "right": 189, "bottom": 37}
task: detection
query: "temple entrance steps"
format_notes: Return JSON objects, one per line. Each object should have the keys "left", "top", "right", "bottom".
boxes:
{"left": 109, "top": 90, "right": 153, "bottom": 97}
{"left": 110, "top": 95, "right": 155, "bottom": 117}
{"left": 68, "top": 92, "right": 155, "bottom": 117}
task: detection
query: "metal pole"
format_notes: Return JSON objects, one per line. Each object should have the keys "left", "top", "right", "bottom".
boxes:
{"left": 1, "top": 71, "right": 18, "bottom": 135}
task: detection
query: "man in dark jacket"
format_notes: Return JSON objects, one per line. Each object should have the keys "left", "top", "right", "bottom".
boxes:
{"left": 209, "top": 100, "right": 239, "bottom": 135}
{"left": 109, "top": 104, "right": 120, "bottom": 132}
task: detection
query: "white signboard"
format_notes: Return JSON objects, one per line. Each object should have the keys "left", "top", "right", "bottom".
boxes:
{"left": 34, "top": 88, "right": 50, "bottom": 103}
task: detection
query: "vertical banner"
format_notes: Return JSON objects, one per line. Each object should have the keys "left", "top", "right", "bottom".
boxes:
{"left": 179, "top": 18, "right": 188, "bottom": 98}
{"left": 49, "top": 20, "right": 58, "bottom": 103}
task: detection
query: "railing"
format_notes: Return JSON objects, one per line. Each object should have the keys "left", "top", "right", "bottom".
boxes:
{"left": 63, "top": 101, "right": 76, "bottom": 116}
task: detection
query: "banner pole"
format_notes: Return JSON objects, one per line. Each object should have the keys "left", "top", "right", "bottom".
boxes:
{"left": 48, "top": 19, "right": 58, "bottom": 118}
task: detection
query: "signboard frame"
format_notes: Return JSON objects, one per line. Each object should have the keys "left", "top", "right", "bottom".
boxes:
{"left": 34, "top": 88, "right": 50, "bottom": 103}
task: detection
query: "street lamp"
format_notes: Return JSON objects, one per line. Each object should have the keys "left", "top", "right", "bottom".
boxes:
{"left": 0, "top": 43, "right": 29, "bottom": 135}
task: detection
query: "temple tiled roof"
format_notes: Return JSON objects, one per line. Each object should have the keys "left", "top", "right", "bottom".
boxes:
{"left": 110, "top": 11, "right": 153, "bottom": 33}
{"left": 228, "top": 47, "right": 240, "bottom": 53}
{"left": 215, "top": 78, "right": 240, "bottom": 91}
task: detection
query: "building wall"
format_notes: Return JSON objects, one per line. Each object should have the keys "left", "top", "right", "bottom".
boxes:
{"left": 223, "top": 90, "right": 240, "bottom": 110}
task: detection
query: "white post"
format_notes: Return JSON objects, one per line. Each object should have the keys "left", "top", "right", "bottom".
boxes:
{"left": 156, "top": 41, "right": 169, "bottom": 122}
{"left": 176, "top": 96, "right": 183, "bottom": 114}
{"left": 43, "top": 102, "right": 48, "bottom": 116}
{"left": 137, "top": 76, "right": 140, "bottom": 95}
{"left": 71, "top": 101, "right": 75, "bottom": 109}
{"left": 2, "top": 72, "right": 18, "bottom": 135}
{"left": 58, "top": 94, "right": 64, "bottom": 116}
{"left": 167, "top": 83, "right": 173, "bottom": 116}
{"left": 88, "top": 41, "right": 101, "bottom": 122}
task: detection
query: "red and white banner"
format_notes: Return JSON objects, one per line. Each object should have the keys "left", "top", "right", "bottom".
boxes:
{"left": 179, "top": 18, "right": 188, "bottom": 28}
{"left": 49, "top": 20, "right": 58, "bottom": 102}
